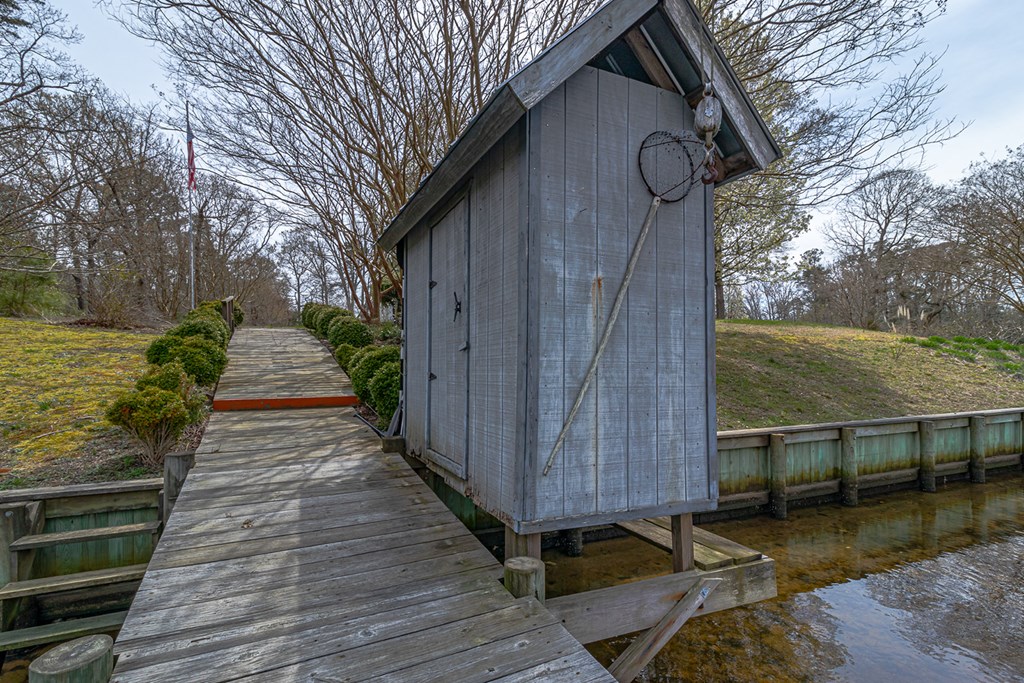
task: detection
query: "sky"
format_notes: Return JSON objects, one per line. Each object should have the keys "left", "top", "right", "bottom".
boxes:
{"left": 51, "top": 0, "right": 1024, "bottom": 254}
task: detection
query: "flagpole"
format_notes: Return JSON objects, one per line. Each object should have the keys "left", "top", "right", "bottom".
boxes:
{"left": 186, "top": 101, "right": 196, "bottom": 310}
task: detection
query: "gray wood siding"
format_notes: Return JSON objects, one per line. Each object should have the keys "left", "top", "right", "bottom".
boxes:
{"left": 404, "top": 226, "right": 430, "bottom": 457}
{"left": 466, "top": 122, "right": 524, "bottom": 516}
{"left": 528, "top": 65, "right": 715, "bottom": 523}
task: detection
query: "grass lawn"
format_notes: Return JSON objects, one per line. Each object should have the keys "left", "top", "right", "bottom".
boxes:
{"left": 716, "top": 321, "right": 1024, "bottom": 430}
{"left": 0, "top": 318, "right": 159, "bottom": 488}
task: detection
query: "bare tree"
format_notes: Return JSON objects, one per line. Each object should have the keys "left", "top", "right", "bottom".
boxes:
{"left": 699, "top": 0, "right": 961, "bottom": 314}
{"left": 0, "top": 1, "right": 84, "bottom": 258}
{"left": 110, "top": 0, "right": 603, "bottom": 320}
{"left": 939, "top": 145, "right": 1024, "bottom": 316}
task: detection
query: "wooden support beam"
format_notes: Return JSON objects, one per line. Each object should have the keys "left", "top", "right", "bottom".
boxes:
{"left": 623, "top": 30, "right": 678, "bottom": 93}
{"left": 28, "top": 634, "right": 113, "bottom": 682}
{"left": 608, "top": 578, "right": 721, "bottom": 683}
{"left": 616, "top": 520, "right": 733, "bottom": 570}
{"left": 769, "top": 434, "right": 787, "bottom": 519}
{"left": 546, "top": 558, "right": 777, "bottom": 644}
{"left": 969, "top": 416, "right": 987, "bottom": 483}
{"left": 670, "top": 514, "right": 693, "bottom": 572}
{"left": 504, "top": 526, "right": 541, "bottom": 560}
{"left": 840, "top": 428, "right": 858, "bottom": 506}
{"left": 503, "top": 556, "right": 545, "bottom": 603}
{"left": 919, "top": 421, "right": 936, "bottom": 492}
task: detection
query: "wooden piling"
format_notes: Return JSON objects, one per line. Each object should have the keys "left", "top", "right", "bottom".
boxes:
{"left": 28, "top": 634, "right": 113, "bottom": 682}
{"left": 503, "top": 556, "right": 545, "bottom": 603}
{"left": 560, "top": 528, "right": 584, "bottom": 557}
{"left": 969, "top": 416, "right": 987, "bottom": 483}
{"left": 504, "top": 526, "right": 541, "bottom": 560}
{"left": 840, "top": 428, "right": 858, "bottom": 506}
{"left": 0, "top": 505, "right": 22, "bottom": 587}
{"left": 918, "top": 421, "right": 936, "bottom": 492}
{"left": 670, "top": 514, "right": 694, "bottom": 572}
{"left": 163, "top": 451, "right": 196, "bottom": 525}
{"left": 768, "top": 434, "right": 787, "bottom": 520}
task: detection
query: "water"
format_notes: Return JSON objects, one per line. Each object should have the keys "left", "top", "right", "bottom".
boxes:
{"left": 545, "top": 474, "right": 1024, "bottom": 682}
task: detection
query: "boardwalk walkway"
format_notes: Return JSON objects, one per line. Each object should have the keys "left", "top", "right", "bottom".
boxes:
{"left": 112, "top": 327, "right": 613, "bottom": 682}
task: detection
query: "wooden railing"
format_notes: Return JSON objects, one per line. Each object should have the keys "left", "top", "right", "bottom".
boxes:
{"left": 220, "top": 295, "right": 236, "bottom": 335}
{"left": 714, "top": 408, "right": 1023, "bottom": 520}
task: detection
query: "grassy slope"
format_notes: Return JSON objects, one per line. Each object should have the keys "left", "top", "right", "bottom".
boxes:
{"left": 716, "top": 320, "right": 1024, "bottom": 430}
{"left": 0, "top": 318, "right": 157, "bottom": 488}
{"left": 2, "top": 317, "right": 1023, "bottom": 486}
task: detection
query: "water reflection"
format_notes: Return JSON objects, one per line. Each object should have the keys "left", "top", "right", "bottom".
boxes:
{"left": 545, "top": 473, "right": 1024, "bottom": 682}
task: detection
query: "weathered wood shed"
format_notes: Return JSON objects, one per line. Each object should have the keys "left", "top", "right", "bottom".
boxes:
{"left": 379, "top": 0, "right": 780, "bottom": 536}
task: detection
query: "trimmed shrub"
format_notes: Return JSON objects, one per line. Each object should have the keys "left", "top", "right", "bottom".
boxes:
{"left": 315, "top": 307, "right": 347, "bottom": 338}
{"left": 369, "top": 361, "right": 401, "bottom": 425}
{"left": 172, "top": 336, "right": 228, "bottom": 386}
{"left": 328, "top": 316, "right": 373, "bottom": 349}
{"left": 350, "top": 345, "right": 400, "bottom": 402}
{"left": 168, "top": 317, "right": 229, "bottom": 350}
{"left": 106, "top": 387, "right": 197, "bottom": 468}
{"left": 135, "top": 361, "right": 205, "bottom": 423}
{"left": 301, "top": 302, "right": 325, "bottom": 329}
{"left": 334, "top": 343, "right": 356, "bottom": 371}
{"left": 346, "top": 346, "right": 374, "bottom": 379}
{"left": 145, "top": 335, "right": 183, "bottom": 365}
{"left": 309, "top": 307, "right": 333, "bottom": 337}
{"left": 152, "top": 335, "right": 227, "bottom": 387}
{"left": 316, "top": 307, "right": 341, "bottom": 337}
{"left": 375, "top": 321, "right": 401, "bottom": 344}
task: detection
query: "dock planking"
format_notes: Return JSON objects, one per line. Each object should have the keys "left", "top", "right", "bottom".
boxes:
{"left": 211, "top": 328, "right": 359, "bottom": 409}
{"left": 112, "top": 328, "right": 613, "bottom": 682}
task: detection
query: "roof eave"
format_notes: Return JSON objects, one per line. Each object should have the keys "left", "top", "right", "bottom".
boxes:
{"left": 660, "top": 0, "right": 781, "bottom": 171}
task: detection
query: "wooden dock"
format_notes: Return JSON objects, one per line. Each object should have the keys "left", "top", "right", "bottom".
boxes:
{"left": 112, "top": 328, "right": 614, "bottom": 682}
{"left": 211, "top": 328, "right": 359, "bottom": 410}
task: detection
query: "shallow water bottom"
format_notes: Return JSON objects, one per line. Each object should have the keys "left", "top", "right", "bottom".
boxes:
{"left": 545, "top": 473, "right": 1024, "bottom": 682}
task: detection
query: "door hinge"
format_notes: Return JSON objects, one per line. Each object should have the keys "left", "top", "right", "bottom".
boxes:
{"left": 428, "top": 372, "right": 437, "bottom": 381}
{"left": 429, "top": 280, "right": 437, "bottom": 288}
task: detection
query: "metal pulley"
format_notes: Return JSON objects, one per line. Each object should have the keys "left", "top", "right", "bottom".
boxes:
{"left": 693, "top": 83, "right": 722, "bottom": 183}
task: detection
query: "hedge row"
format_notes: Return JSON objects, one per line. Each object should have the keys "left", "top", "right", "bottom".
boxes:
{"left": 300, "top": 302, "right": 375, "bottom": 348}
{"left": 107, "top": 301, "right": 236, "bottom": 467}
{"left": 144, "top": 302, "right": 230, "bottom": 386}
{"left": 301, "top": 303, "right": 403, "bottom": 427}
{"left": 340, "top": 345, "right": 401, "bottom": 425}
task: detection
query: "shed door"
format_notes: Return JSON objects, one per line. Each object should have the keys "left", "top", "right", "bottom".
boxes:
{"left": 427, "top": 195, "right": 469, "bottom": 477}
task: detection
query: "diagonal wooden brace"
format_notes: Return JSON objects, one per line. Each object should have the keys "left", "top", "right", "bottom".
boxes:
{"left": 607, "top": 577, "right": 721, "bottom": 683}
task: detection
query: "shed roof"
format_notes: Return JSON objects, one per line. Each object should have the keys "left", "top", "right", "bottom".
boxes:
{"left": 378, "top": 0, "right": 781, "bottom": 251}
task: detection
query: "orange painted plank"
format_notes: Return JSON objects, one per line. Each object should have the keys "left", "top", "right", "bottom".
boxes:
{"left": 212, "top": 395, "right": 359, "bottom": 411}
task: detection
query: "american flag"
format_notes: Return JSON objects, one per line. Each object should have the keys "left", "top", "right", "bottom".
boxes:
{"left": 186, "top": 102, "right": 196, "bottom": 190}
